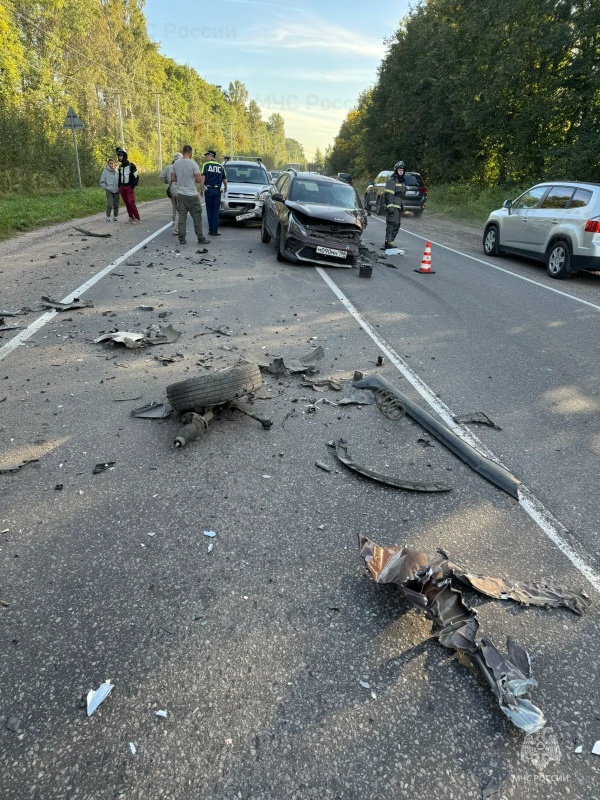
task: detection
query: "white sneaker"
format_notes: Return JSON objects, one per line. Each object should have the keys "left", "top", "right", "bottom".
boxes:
{"left": 106, "top": 217, "right": 111, "bottom": 222}
{"left": 172, "top": 228, "right": 178, "bottom": 235}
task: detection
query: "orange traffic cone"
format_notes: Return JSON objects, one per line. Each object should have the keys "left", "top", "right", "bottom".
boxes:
{"left": 415, "top": 241, "right": 435, "bottom": 274}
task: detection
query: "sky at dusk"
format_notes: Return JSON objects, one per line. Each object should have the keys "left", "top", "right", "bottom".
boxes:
{"left": 143, "top": 0, "right": 412, "bottom": 159}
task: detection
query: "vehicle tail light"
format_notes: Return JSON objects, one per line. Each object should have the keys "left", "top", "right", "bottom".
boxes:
{"left": 584, "top": 219, "right": 600, "bottom": 233}
{"left": 418, "top": 187, "right": 427, "bottom": 194}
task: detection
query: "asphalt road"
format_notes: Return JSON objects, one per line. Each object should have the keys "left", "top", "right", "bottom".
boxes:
{"left": 1, "top": 200, "right": 599, "bottom": 800}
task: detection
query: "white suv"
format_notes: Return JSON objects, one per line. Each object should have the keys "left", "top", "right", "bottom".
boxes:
{"left": 483, "top": 181, "right": 600, "bottom": 279}
{"left": 220, "top": 159, "right": 271, "bottom": 223}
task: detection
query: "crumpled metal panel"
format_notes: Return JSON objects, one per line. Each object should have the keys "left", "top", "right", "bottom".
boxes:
{"left": 359, "top": 536, "right": 590, "bottom": 733}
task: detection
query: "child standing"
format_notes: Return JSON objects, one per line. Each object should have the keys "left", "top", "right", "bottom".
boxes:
{"left": 99, "top": 158, "right": 120, "bottom": 222}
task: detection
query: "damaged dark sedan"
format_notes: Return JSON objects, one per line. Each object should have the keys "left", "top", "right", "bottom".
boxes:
{"left": 261, "top": 171, "right": 368, "bottom": 267}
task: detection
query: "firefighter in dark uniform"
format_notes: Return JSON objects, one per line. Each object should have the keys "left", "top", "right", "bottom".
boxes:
{"left": 201, "top": 150, "right": 227, "bottom": 236}
{"left": 383, "top": 160, "right": 407, "bottom": 249}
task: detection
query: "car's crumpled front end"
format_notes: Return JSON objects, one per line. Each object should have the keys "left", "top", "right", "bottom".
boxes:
{"left": 282, "top": 201, "right": 366, "bottom": 267}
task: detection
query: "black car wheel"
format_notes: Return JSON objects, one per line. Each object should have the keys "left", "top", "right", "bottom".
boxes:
{"left": 483, "top": 224, "right": 500, "bottom": 256}
{"left": 546, "top": 240, "right": 571, "bottom": 279}
{"left": 276, "top": 226, "right": 287, "bottom": 262}
{"left": 166, "top": 364, "right": 263, "bottom": 412}
{"left": 261, "top": 212, "right": 271, "bottom": 243}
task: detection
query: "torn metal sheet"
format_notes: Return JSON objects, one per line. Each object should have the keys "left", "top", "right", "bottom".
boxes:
{"left": 284, "top": 345, "right": 325, "bottom": 373}
{"left": 204, "top": 324, "right": 231, "bottom": 336}
{"left": 454, "top": 412, "right": 502, "bottom": 430}
{"left": 352, "top": 372, "right": 521, "bottom": 499}
{"left": 42, "top": 296, "right": 94, "bottom": 311}
{"left": 337, "top": 389, "right": 376, "bottom": 406}
{"left": 73, "top": 226, "right": 111, "bottom": 238}
{"left": 0, "top": 324, "right": 23, "bottom": 332}
{"left": 359, "top": 537, "right": 589, "bottom": 733}
{"left": 145, "top": 324, "right": 182, "bottom": 345}
{"left": 130, "top": 401, "right": 173, "bottom": 419}
{"left": 95, "top": 325, "right": 181, "bottom": 349}
{"left": 336, "top": 441, "right": 452, "bottom": 492}
{"left": 0, "top": 309, "right": 27, "bottom": 316}
{"left": 302, "top": 378, "right": 343, "bottom": 392}
{"left": 0, "top": 457, "right": 39, "bottom": 474}
{"left": 86, "top": 680, "right": 113, "bottom": 716}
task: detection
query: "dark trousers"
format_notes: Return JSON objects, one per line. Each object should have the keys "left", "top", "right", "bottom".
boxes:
{"left": 204, "top": 189, "right": 221, "bottom": 233}
{"left": 119, "top": 185, "right": 140, "bottom": 220}
{"left": 105, "top": 190, "right": 119, "bottom": 218}
{"left": 385, "top": 207, "right": 401, "bottom": 244}
{"left": 177, "top": 193, "right": 204, "bottom": 241}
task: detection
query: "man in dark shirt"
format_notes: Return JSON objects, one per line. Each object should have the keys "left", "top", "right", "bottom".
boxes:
{"left": 201, "top": 150, "right": 227, "bottom": 236}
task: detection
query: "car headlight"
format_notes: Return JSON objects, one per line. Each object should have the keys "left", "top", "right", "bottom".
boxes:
{"left": 258, "top": 190, "right": 269, "bottom": 201}
{"left": 289, "top": 213, "right": 307, "bottom": 237}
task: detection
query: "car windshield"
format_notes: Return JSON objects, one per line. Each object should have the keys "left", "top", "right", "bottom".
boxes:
{"left": 224, "top": 166, "right": 268, "bottom": 184}
{"left": 289, "top": 179, "right": 359, "bottom": 209}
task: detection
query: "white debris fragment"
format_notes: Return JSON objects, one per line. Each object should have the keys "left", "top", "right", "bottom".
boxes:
{"left": 207, "top": 542, "right": 214, "bottom": 554}
{"left": 592, "top": 741, "right": 600, "bottom": 756}
{"left": 87, "top": 680, "right": 113, "bottom": 716}
{"left": 129, "top": 742, "right": 137, "bottom": 755}
{"left": 155, "top": 710, "right": 168, "bottom": 718}
{"left": 203, "top": 531, "right": 217, "bottom": 538}
{"left": 262, "top": 474, "right": 272, "bottom": 479}
{"left": 574, "top": 745, "right": 583, "bottom": 754}
{"left": 359, "top": 681, "right": 370, "bottom": 689}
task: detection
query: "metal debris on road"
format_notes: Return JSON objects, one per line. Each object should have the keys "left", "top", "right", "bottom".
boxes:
{"left": 92, "top": 462, "right": 115, "bottom": 474}
{"left": 353, "top": 371, "right": 521, "bottom": 498}
{"left": 41, "top": 296, "right": 94, "bottom": 311}
{"left": 95, "top": 324, "right": 181, "bottom": 349}
{"left": 229, "top": 399, "right": 273, "bottom": 430}
{"left": 337, "top": 389, "right": 375, "bottom": 406}
{"left": 137, "top": 305, "right": 154, "bottom": 311}
{"left": 86, "top": 680, "right": 114, "bottom": 716}
{"left": 130, "top": 401, "right": 173, "bottom": 419}
{"left": 94, "top": 331, "right": 145, "bottom": 348}
{"left": 360, "top": 536, "right": 589, "bottom": 733}
{"left": 336, "top": 441, "right": 452, "bottom": 492}
{"left": 315, "top": 461, "right": 332, "bottom": 472}
{"left": 302, "top": 378, "right": 343, "bottom": 392}
{"left": 481, "top": 776, "right": 502, "bottom": 799}
{"left": 0, "top": 321, "right": 23, "bottom": 332}
{"left": 72, "top": 226, "right": 111, "bottom": 238}
{"left": 242, "top": 345, "right": 325, "bottom": 375}
{"left": 113, "top": 395, "right": 143, "bottom": 402}
{"left": 0, "top": 599, "right": 10, "bottom": 607}
{"left": 454, "top": 411, "right": 503, "bottom": 430}
{"left": 0, "top": 309, "right": 27, "bottom": 316}
{"left": 174, "top": 410, "right": 213, "bottom": 448}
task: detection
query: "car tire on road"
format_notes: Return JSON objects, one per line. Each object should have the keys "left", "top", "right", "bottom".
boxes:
{"left": 483, "top": 224, "right": 501, "bottom": 256}
{"left": 261, "top": 213, "right": 271, "bottom": 243}
{"left": 546, "top": 239, "right": 572, "bottom": 279}
{"left": 166, "top": 364, "right": 262, "bottom": 412}
{"left": 276, "top": 226, "right": 287, "bottom": 262}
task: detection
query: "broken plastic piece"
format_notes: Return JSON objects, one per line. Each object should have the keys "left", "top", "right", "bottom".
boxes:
{"left": 203, "top": 531, "right": 217, "bottom": 538}
{"left": 592, "top": 741, "right": 600, "bottom": 755}
{"left": 129, "top": 742, "right": 137, "bottom": 755}
{"left": 87, "top": 680, "right": 113, "bottom": 716}
{"left": 92, "top": 462, "right": 115, "bottom": 474}
{"left": 335, "top": 440, "right": 452, "bottom": 492}
{"left": 352, "top": 372, "right": 521, "bottom": 498}
{"left": 315, "top": 461, "right": 332, "bottom": 472}
{"left": 130, "top": 401, "right": 173, "bottom": 419}
{"left": 42, "top": 296, "right": 93, "bottom": 311}
{"left": 338, "top": 390, "right": 375, "bottom": 406}
{"left": 454, "top": 412, "right": 502, "bottom": 430}
{"left": 155, "top": 710, "right": 168, "bottom": 718}
{"left": 384, "top": 248, "right": 405, "bottom": 256}
{"left": 73, "top": 226, "right": 111, "bottom": 238}
{"left": 574, "top": 745, "right": 583, "bottom": 753}
{"left": 95, "top": 331, "right": 145, "bottom": 348}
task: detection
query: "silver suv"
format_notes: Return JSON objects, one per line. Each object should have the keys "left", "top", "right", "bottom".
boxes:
{"left": 220, "top": 159, "right": 271, "bottom": 222}
{"left": 483, "top": 181, "right": 600, "bottom": 279}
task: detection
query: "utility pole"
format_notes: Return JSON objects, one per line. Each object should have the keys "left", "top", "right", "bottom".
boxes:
{"left": 115, "top": 93, "right": 124, "bottom": 147}
{"left": 155, "top": 94, "right": 163, "bottom": 171}
{"left": 229, "top": 122, "right": 233, "bottom": 159}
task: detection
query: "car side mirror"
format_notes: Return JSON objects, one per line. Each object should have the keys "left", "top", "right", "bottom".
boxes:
{"left": 502, "top": 199, "right": 512, "bottom": 209}
{"left": 272, "top": 192, "right": 284, "bottom": 202}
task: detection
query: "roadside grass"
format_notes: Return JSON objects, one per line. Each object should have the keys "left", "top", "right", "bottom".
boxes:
{"left": 0, "top": 174, "right": 167, "bottom": 240}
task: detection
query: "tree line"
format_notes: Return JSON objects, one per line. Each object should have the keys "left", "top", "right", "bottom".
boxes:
{"left": 0, "top": 0, "right": 305, "bottom": 193}
{"left": 325, "top": 0, "right": 599, "bottom": 185}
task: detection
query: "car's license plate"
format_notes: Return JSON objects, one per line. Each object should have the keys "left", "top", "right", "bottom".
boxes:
{"left": 316, "top": 246, "right": 347, "bottom": 258}
{"left": 235, "top": 211, "right": 256, "bottom": 221}
{"left": 406, "top": 190, "right": 417, "bottom": 196}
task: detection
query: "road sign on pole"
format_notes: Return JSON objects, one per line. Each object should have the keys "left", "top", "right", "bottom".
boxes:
{"left": 63, "top": 107, "right": 84, "bottom": 190}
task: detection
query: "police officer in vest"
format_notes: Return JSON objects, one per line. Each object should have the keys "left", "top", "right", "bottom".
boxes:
{"left": 201, "top": 150, "right": 227, "bottom": 236}
{"left": 383, "top": 160, "right": 407, "bottom": 249}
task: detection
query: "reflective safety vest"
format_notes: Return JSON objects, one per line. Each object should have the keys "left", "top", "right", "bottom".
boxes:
{"left": 384, "top": 173, "right": 406, "bottom": 210}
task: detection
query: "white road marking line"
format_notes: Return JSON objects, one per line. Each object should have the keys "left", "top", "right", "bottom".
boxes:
{"left": 0, "top": 222, "right": 172, "bottom": 363}
{"left": 316, "top": 265, "right": 600, "bottom": 593}
{"left": 369, "top": 214, "right": 600, "bottom": 311}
